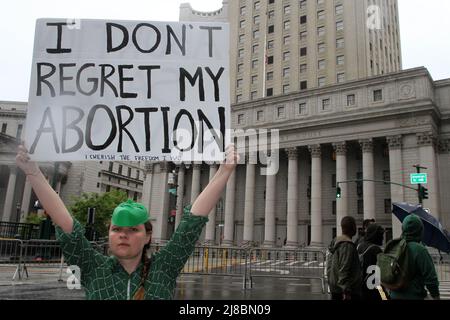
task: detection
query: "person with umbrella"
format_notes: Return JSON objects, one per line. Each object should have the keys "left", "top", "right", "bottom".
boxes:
{"left": 389, "top": 214, "right": 440, "bottom": 300}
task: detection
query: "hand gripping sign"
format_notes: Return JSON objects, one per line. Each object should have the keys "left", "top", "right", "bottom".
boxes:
{"left": 25, "top": 19, "right": 230, "bottom": 162}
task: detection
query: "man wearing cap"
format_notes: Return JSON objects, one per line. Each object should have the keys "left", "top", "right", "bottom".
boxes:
{"left": 16, "top": 144, "right": 239, "bottom": 300}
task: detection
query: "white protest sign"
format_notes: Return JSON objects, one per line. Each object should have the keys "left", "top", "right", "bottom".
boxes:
{"left": 25, "top": 19, "right": 230, "bottom": 162}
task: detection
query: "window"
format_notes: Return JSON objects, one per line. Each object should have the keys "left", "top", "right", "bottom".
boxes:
{"left": 318, "top": 59, "right": 325, "bottom": 70}
{"left": 385, "top": 199, "right": 392, "bottom": 214}
{"left": 283, "top": 51, "right": 290, "bottom": 61}
{"left": 238, "top": 114, "right": 244, "bottom": 124}
{"left": 252, "top": 59, "right": 258, "bottom": 68}
{"left": 240, "top": 20, "right": 245, "bottom": 29}
{"left": 268, "top": 10, "right": 275, "bottom": 19}
{"left": 269, "top": 0, "right": 274, "bottom": 3}
{"left": 332, "top": 201, "right": 336, "bottom": 216}
{"left": 284, "top": 5, "right": 290, "bottom": 15}
{"left": 16, "top": 124, "right": 23, "bottom": 139}
{"left": 252, "top": 44, "right": 259, "bottom": 53}
{"left": 266, "top": 88, "right": 273, "bottom": 97}
{"left": 98, "top": 172, "right": 101, "bottom": 178}
{"left": 300, "top": 81, "right": 308, "bottom": 90}
{"left": 357, "top": 199, "right": 364, "bottom": 215}
{"left": 374, "top": 89, "right": 383, "bottom": 101}
{"left": 237, "top": 63, "right": 243, "bottom": 73}
{"left": 318, "top": 42, "right": 325, "bottom": 53}
{"left": 296, "top": 65, "right": 306, "bottom": 76}
{"left": 300, "top": 0, "right": 307, "bottom": 9}
{"left": 383, "top": 170, "right": 391, "bottom": 184}
{"left": 300, "top": 47, "right": 307, "bottom": 56}
{"left": 335, "top": 4, "right": 344, "bottom": 15}
{"left": 336, "top": 38, "right": 344, "bottom": 49}
{"left": 337, "top": 73, "right": 345, "bottom": 83}
{"left": 318, "top": 77, "right": 326, "bottom": 88}
{"left": 283, "top": 84, "right": 290, "bottom": 94}
{"left": 317, "top": 0, "right": 324, "bottom": 5}
{"left": 97, "top": 183, "right": 100, "bottom": 188}
{"left": 332, "top": 174, "right": 337, "bottom": 188}
{"left": 118, "top": 165, "right": 123, "bottom": 175}
{"left": 267, "top": 40, "right": 274, "bottom": 49}
{"left": 317, "top": 26, "right": 325, "bottom": 37}
{"left": 128, "top": 167, "right": 132, "bottom": 177}
{"left": 109, "top": 162, "right": 113, "bottom": 172}
{"left": 299, "top": 102, "right": 307, "bottom": 115}
{"left": 317, "top": 10, "right": 325, "bottom": 21}
{"left": 300, "top": 15, "right": 307, "bottom": 24}
{"left": 136, "top": 171, "right": 140, "bottom": 180}
{"left": 268, "top": 25, "right": 274, "bottom": 33}
{"left": 254, "top": 1, "right": 260, "bottom": 10}
{"left": 267, "top": 72, "right": 273, "bottom": 80}
{"left": 300, "top": 31, "right": 307, "bottom": 41}
{"left": 267, "top": 56, "right": 274, "bottom": 64}
{"left": 238, "top": 49, "right": 244, "bottom": 57}
{"left": 253, "top": 15, "right": 260, "bottom": 24}
{"left": 106, "top": 185, "right": 111, "bottom": 192}
{"left": 240, "top": 6, "right": 246, "bottom": 15}
{"left": 347, "top": 94, "right": 356, "bottom": 106}
{"left": 1, "top": 123, "right": 6, "bottom": 133}
{"left": 321, "top": 98, "right": 330, "bottom": 110}
{"left": 277, "top": 106, "right": 285, "bottom": 118}
{"left": 239, "top": 34, "right": 245, "bottom": 43}
{"left": 237, "top": 79, "right": 243, "bottom": 88}
{"left": 337, "top": 55, "right": 345, "bottom": 65}
{"left": 257, "top": 110, "right": 264, "bottom": 121}
{"left": 251, "top": 91, "right": 257, "bottom": 100}
{"left": 253, "top": 30, "right": 260, "bottom": 39}
{"left": 336, "top": 21, "right": 344, "bottom": 31}
{"left": 283, "top": 36, "right": 290, "bottom": 45}
{"left": 284, "top": 20, "right": 290, "bottom": 30}
{"left": 283, "top": 67, "right": 290, "bottom": 78}
{"left": 251, "top": 75, "right": 257, "bottom": 84}
{"left": 236, "top": 94, "right": 243, "bottom": 102}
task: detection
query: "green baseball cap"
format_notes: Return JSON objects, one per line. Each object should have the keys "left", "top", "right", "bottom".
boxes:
{"left": 111, "top": 200, "right": 150, "bottom": 227}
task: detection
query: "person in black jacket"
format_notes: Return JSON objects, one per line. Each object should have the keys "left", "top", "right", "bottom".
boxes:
{"left": 327, "top": 216, "right": 363, "bottom": 300}
{"left": 357, "top": 223, "right": 385, "bottom": 300}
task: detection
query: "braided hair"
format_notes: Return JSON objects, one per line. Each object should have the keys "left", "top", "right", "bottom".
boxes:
{"left": 133, "top": 221, "right": 153, "bottom": 300}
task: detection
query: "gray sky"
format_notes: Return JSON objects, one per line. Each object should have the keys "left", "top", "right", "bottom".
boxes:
{"left": 0, "top": 0, "right": 449, "bottom": 102}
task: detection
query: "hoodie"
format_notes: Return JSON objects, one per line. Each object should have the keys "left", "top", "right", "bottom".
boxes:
{"left": 390, "top": 214, "right": 440, "bottom": 300}
{"left": 326, "top": 235, "right": 363, "bottom": 296}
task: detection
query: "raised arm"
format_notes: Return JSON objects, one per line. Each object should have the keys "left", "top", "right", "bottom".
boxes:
{"left": 190, "top": 144, "right": 239, "bottom": 216}
{"left": 16, "top": 145, "right": 73, "bottom": 233}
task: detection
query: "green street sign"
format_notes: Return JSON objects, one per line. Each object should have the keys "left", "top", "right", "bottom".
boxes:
{"left": 410, "top": 173, "right": 427, "bottom": 184}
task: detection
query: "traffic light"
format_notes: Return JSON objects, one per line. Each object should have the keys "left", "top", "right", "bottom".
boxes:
{"left": 336, "top": 186, "right": 342, "bottom": 199}
{"left": 418, "top": 186, "right": 429, "bottom": 200}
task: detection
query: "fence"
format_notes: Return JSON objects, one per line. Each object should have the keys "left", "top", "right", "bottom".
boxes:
{"left": 0, "top": 238, "right": 23, "bottom": 280}
{"left": 0, "top": 222, "right": 40, "bottom": 240}
{"left": 431, "top": 253, "right": 450, "bottom": 283}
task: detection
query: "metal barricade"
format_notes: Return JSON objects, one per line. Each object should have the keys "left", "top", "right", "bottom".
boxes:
{"left": 431, "top": 253, "right": 450, "bottom": 283}
{"left": 248, "top": 248, "right": 327, "bottom": 292}
{"left": 0, "top": 238, "right": 24, "bottom": 280}
{"left": 18, "top": 240, "right": 63, "bottom": 280}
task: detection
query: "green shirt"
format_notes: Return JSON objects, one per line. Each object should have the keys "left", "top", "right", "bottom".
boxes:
{"left": 56, "top": 205, "right": 208, "bottom": 300}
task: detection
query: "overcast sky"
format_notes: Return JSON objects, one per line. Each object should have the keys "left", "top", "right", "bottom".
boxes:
{"left": 0, "top": 0, "right": 449, "bottom": 102}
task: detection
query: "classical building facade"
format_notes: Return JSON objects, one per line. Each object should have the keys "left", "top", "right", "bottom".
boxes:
{"left": 181, "top": 0, "right": 402, "bottom": 103}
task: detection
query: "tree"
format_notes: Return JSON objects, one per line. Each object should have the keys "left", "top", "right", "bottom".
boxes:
{"left": 69, "top": 190, "right": 128, "bottom": 238}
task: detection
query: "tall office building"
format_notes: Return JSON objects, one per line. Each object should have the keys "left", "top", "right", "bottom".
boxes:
{"left": 181, "top": 0, "right": 402, "bottom": 103}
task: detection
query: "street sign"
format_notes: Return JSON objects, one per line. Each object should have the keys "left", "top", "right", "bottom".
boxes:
{"left": 410, "top": 173, "right": 427, "bottom": 184}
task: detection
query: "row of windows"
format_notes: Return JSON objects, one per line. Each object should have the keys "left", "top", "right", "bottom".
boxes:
{"left": 1, "top": 123, "right": 23, "bottom": 138}
{"left": 236, "top": 89, "right": 384, "bottom": 118}
{"left": 108, "top": 162, "right": 141, "bottom": 180}
{"left": 240, "top": 1, "right": 343, "bottom": 17}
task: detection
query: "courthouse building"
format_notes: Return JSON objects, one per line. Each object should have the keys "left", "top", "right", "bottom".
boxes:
{"left": 1, "top": 0, "right": 449, "bottom": 248}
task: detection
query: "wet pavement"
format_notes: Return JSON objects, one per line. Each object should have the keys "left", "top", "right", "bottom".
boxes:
{"left": 0, "top": 265, "right": 329, "bottom": 300}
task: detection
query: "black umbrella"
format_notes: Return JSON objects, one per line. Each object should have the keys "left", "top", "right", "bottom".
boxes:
{"left": 392, "top": 202, "right": 450, "bottom": 254}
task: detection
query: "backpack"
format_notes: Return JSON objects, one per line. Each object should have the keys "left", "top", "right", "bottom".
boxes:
{"left": 376, "top": 238, "right": 409, "bottom": 290}
{"left": 358, "top": 243, "right": 376, "bottom": 272}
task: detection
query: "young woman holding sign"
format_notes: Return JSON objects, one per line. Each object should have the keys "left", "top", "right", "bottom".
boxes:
{"left": 16, "top": 144, "right": 238, "bottom": 300}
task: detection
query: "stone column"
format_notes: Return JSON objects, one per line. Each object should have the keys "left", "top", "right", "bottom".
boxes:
{"left": 2, "top": 166, "right": 18, "bottom": 222}
{"left": 285, "top": 148, "right": 299, "bottom": 247}
{"left": 243, "top": 153, "right": 256, "bottom": 244}
{"left": 205, "top": 164, "right": 219, "bottom": 245}
{"left": 360, "top": 139, "right": 376, "bottom": 220}
{"left": 417, "top": 132, "right": 440, "bottom": 219}
{"left": 20, "top": 178, "right": 33, "bottom": 222}
{"left": 175, "top": 164, "right": 185, "bottom": 228}
{"left": 141, "top": 163, "right": 154, "bottom": 212}
{"left": 190, "top": 163, "right": 202, "bottom": 203}
{"left": 308, "top": 145, "right": 323, "bottom": 247}
{"left": 222, "top": 169, "right": 236, "bottom": 246}
{"left": 333, "top": 142, "right": 348, "bottom": 235}
{"left": 263, "top": 152, "right": 277, "bottom": 247}
{"left": 387, "top": 135, "right": 404, "bottom": 238}
{"left": 151, "top": 162, "right": 171, "bottom": 243}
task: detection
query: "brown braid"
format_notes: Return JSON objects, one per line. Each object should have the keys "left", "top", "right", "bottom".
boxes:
{"left": 133, "top": 221, "right": 152, "bottom": 300}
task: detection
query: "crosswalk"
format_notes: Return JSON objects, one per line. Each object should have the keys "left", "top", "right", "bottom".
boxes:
{"left": 439, "top": 282, "right": 450, "bottom": 300}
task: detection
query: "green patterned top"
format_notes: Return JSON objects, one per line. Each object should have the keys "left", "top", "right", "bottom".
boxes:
{"left": 56, "top": 205, "right": 208, "bottom": 300}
